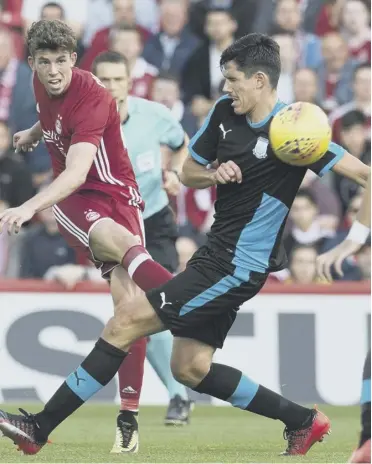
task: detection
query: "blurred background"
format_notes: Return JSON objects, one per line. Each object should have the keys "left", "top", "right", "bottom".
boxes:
{"left": 0, "top": 0, "right": 370, "bottom": 407}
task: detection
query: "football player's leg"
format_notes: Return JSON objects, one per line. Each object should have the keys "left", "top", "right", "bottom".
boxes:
{"left": 147, "top": 332, "right": 193, "bottom": 426}
{"left": 89, "top": 217, "right": 173, "bottom": 292}
{"left": 0, "top": 270, "right": 164, "bottom": 454}
{"left": 349, "top": 350, "right": 371, "bottom": 463}
{"left": 147, "top": 332, "right": 188, "bottom": 401}
{"left": 110, "top": 268, "right": 146, "bottom": 453}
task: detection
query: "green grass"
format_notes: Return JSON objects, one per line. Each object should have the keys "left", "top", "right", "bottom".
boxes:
{"left": 0, "top": 404, "right": 360, "bottom": 463}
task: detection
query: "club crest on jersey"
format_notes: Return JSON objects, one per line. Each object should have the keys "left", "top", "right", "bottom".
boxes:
{"left": 253, "top": 137, "right": 269, "bottom": 159}
{"left": 55, "top": 115, "right": 62, "bottom": 135}
{"left": 85, "top": 210, "right": 100, "bottom": 222}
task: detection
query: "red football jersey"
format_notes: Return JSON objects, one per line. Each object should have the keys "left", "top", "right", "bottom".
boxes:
{"left": 129, "top": 57, "right": 158, "bottom": 100}
{"left": 34, "top": 68, "right": 142, "bottom": 207}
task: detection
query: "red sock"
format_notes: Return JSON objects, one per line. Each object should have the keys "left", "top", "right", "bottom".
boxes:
{"left": 122, "top": 245, "right": 173, "bottom": 291}
{"left": 119, "top": 337, "right": 147, "bottom": 412}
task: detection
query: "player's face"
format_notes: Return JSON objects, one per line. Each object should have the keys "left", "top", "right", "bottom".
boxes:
{"left": 222, "top": 61, "right": 264, "bottom": 115}
{"left": 29, "top": 50, "right": 77, "bottom": 96}
{"left": 95, "top": 62, "right": 130, "bottom": 103}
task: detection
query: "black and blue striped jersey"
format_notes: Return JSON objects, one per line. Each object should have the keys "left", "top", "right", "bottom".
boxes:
{"left": 189, "top": 96, "right": 345, "bottom": 275}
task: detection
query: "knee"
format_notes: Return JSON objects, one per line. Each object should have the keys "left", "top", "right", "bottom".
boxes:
{"left": 171, "top": 355, "right": 211, "bottom": 388}
{"left": 103, "top": 306, "right": 137, "bottom": 349}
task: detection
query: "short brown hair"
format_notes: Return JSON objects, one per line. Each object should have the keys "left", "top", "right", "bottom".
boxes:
{"left": 27, "top": 19, "right": 77, "bottom": 56}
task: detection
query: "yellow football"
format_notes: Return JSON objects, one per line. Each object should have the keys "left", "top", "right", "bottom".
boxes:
{"left": 269, "top": 102, "right": 331, "bottom": 166}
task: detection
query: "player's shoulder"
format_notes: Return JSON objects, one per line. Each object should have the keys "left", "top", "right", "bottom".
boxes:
{"left": 213, "top": 95, "right": 233, "bottom": 113}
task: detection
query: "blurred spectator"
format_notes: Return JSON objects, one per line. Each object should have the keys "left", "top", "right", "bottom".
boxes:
{"left": 134, "top": 0, "right": 160, "bottom": 35}
{"left": 317, "top": 32, "right": 357, "bottom": 113}
{"left": 0, "top": 27, "right": 39, "bottom": 136}
{"left": 288, "top": 245, "right": 320, "bottom": 284}
{"left": 254, "top": 0, "right": 326, "bottom": 35}
{"left": 182, "top": 8, "right": 237, "bottom": 120}
{"left": 293, "top": 68, "right": 321, "bottom": 105}
{"left": 178, "top": 186, "right": 216, "bottom": 245}
{"left": 272, "top": 32, "right": 296, "bottom": 103}
{"left": 315, "top": 0, "right": 344, "bottom": 37}
{"left": 109, "top": 25, "right": 158, "bottom": 100}
{"left": 0, "top": 0, "right": 23, "bottom": 60}
{"left": 35, "top": 2, "right": 85, "bottom": 63}
{"left": 329, "top": 63, "right": 371, "bottom": 143}
{"left": 271, "top": 0, "right": 322, "bottom": 69}
{"left": 142, "top": 0, "right": 200, "bottom": 78}
{"left": 0, "top": 197, "right": 9, "bottom": 276}
{"left": 189, "top": 0, "right": 258, "bottom": 40}
{"left": 151, "top": 72, "right": 198, "bottom": 138}
{"left": 22, "top": 0, "right": 89, "bottom": 39}
{"left": 176, "top": 236, "right": 198, "bottom": 273}
{"left": 82, "top": 0, "right": 113, "bottom": 48}
{"left": 19, "top": 204, "right": 76, "bottom": 278}
{"left": 80, "top": 0, "right": 150, "bottom": 71}
{"left": 341, "top": 0, "right": 371, "bottom": 63}
{"left": 0, "top": 120, "right": 34, "bottom": 208}
{"left": 334, "top": 111, "right": 371, "bottom": 213}
{"left": 297, "top": 170, "right": 342, "bottom": 231}
{"left": 321, "top": 193, "right": 366, "bottom": 280}
{"left": 284, "top": 189, "right": 335, "bottom": 258}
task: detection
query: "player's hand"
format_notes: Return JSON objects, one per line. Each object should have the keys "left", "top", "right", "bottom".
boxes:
{"left": 163, "top": 170, "right": 181, "bottom": 196}
{"left": 214, "top": 161, "right": 242, "bottom": 185}
{"left": 0, "top": 204, "right": 35, "bottom": 235}
{"left": 316, "top": 239, "right": 362, "bottom": 282}
{"left": 13, "top": 129, "right": 40, "bottom": 153}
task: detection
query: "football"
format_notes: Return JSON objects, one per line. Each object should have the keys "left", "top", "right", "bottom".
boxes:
{"left": 269, "top": 102, "right": 331, "bottom": 166}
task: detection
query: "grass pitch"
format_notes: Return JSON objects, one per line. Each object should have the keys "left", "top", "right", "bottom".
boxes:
{"left": 0, "top": 404, "right": 360, "bottom": 463}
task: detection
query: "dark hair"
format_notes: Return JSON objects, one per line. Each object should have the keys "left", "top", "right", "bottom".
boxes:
{"left": 27, "top": 19, "right": 76, "bottom": 56}
{"left": 340, "top": 110, "right": 366, "bottom": 131}
{"left": 41, "top": 2, "right": 65, "bottom": 19}
{"left": 220, "top": 33, "right": 281, "bottom": 88}
{"left": 295, "top": 189, "right": 317, "bottom": 207}
{"left": 353, "top": 62, "right": 371, "bottom": 79}
{"left": 155, "top": 71, "right": 179, "bottom": 85}
{"left": 92, "top": 50, "right": 130, "bottom": 75}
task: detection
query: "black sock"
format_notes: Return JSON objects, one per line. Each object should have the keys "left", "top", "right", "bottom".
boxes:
{"left": 194, "top": 363, "right": 312, "bottom": 429}
{"left": 36, "top": 338, "right": 127, "bottom": 436}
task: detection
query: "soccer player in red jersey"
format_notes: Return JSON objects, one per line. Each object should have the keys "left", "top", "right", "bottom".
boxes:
{"left": 0, "top": 19, "right": 180, "bottom": 452}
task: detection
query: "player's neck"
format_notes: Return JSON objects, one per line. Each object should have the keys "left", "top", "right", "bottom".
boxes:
{"left": 248, "top": 92, "right": 278, "bottom": 124}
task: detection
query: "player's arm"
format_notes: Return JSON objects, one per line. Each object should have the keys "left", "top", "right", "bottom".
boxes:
{"left": 0, "top": 143, "right": 96, "bottom": 234}
{"left": 331, "top": 151, "right": 370, "bottom": 187}
{"left": 181, "top": 96, "right": 242, "bottom": 188}
{"left": 25, "top": 143, "right": 96, "bottom": 211}
{"left": 13, "top": 121, "right": 43, "bottom": 153}
{"left": 316, "top": 173, "right": 371, "bottom": 281}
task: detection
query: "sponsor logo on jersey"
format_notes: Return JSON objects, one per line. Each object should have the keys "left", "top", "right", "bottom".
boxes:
{"left": 85, "top": 210, "right": 101, "bottom": 222}
{"left": 253, "top": 137, "right": 269, "bottom": 159}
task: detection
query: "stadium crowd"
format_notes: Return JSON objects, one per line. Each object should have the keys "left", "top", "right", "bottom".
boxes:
{"left": 0, "top": 0, "right": 370, "bottom": 284}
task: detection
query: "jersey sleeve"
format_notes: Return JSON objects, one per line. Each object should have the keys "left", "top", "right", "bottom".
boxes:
{"left": 188, "top": 96, "right": 228, "bottom": 165}
{"left": 70, "top": 91, "right": 110, "bottom": 147}
{"left": 309, "top": 142, "right": 345, "bottom": 177}
{"left": 155, "top": 104, "right": 185, "bottom": 150}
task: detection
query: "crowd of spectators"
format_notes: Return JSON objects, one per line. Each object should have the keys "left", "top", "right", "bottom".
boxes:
{"left": 0, "top": 0, "right": 370, "bottom": 285}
